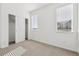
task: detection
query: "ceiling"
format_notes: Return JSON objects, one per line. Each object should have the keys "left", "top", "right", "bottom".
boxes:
{"left": 25, "top": 3, "right": 50, "bottom": 11}
{"left": 16, "top": 3, "right": 50, "bottom": 12}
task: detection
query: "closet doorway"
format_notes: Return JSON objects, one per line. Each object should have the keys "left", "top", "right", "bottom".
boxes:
{"left": 9, "top": 14, "right": 16, "bottom": 45}
{"left": 25, "top": 18, "right": 28, "bottom": 40}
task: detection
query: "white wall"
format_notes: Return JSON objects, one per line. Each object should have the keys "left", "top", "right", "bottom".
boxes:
{"left": 0, "top": 4, "right": 1, "bottom": 48}
{"left": 78, "top": 4, "right": 79, "bottom": 53}
{"left": 0, "top": 3, "right": 30, "bottom": 48}
{"left": 30, "top": 3, "right": 78, "bottom": 52}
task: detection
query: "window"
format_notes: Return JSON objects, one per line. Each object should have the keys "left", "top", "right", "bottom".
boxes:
{"left": 56, "top": 4, "right": 73, "bottom": 32}
{"left": 31, "top": 15, "right": 38, "bottom": 29}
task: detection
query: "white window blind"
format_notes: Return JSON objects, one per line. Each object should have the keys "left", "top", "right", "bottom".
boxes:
{"left": 31, "top": 15, "right": 38, "bottom": 29}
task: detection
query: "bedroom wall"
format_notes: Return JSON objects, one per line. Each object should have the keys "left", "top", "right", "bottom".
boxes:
{"left": 30, "top": 3, "right": 78, "bottom": 52}
{"left": 78, "top": 3, "right": 79, "bottom": 53}
{"left": 0, "top": 4, "right": 2, "bottom": 48}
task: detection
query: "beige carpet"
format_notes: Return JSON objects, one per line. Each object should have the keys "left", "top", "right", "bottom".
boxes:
{"left": 0, "top": 40, "right": 78, "bottom": 56}
{"left": 4, "top": 46, "right": 26, "bottom": 56}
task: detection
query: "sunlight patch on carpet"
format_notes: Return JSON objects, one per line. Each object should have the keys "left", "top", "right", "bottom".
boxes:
{"left": 4, "top": 46, "right": 26, "bottom": 56}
